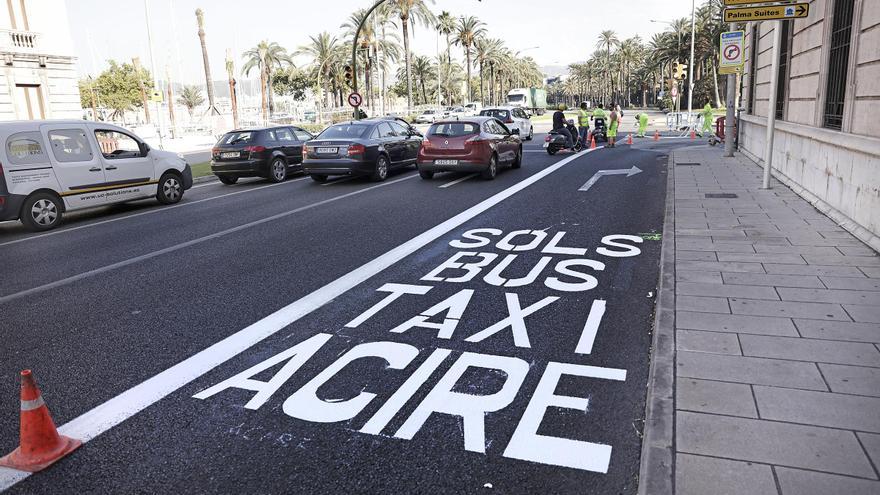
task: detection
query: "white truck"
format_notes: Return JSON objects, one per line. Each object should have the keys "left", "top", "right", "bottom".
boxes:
{"left": 507, "top": 88, "right": 547, "bottom": 116}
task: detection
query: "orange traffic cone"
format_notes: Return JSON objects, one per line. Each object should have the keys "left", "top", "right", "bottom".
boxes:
{"left": 653, "top": 130, "right": 660, "bottom": 141}
{"left": 690, "top": 129, "right": 696, "bottom": 140}
{"left": 0, "top": 370, "right": 81, "bottom": 472}
{"left": 626, "top": 134, "right": 633, "bottom": 145}
{"left": 589, "top": 135, "right": 597, "bottom": 149}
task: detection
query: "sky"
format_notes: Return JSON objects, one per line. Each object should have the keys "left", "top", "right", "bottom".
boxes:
{"left": 67, "top": 0, "right": 697, "bottom": 85}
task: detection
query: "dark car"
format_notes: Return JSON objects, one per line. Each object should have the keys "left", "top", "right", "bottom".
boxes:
{"left": 302, "top": 119, "right": 422, "bottom": 182}
{"left": 211, "top": 126, "right": 314, "bottom": 185}
{"left": 417, "top": 117, "right": 522, "bottom": 180}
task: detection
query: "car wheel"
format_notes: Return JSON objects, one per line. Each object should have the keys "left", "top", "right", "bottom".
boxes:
{"left": 310, "top": 174, "right": 328, "bottom": 183}
{"left": 419, "top": 170, "right": 434, "bottom": 180}
{"left": 372, "top": 154, "right": 389, "bottom": 182}
{"left": 20, "top": 192, "right": 62, "bottom": 231}
{"left": 157, "top": 173, "right": 184, "bottom": 204}
{"left": 481, "top": 154, "right": 498, "bottom": 180}
{"left": 218, "top": 175, "right": 238, "bottom": 185}
{"left": 527, "top": 127, "right": 534, "bottom": 141}
{"left": 269, "top": 158, "right": 287, "bottom": 183}
{"left": 511, "top": 147, "right": 522, "bottom": 169}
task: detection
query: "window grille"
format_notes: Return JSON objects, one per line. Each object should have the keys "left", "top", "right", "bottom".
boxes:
{"left": 823, "top": 0, "right": 855, "bottom": 130}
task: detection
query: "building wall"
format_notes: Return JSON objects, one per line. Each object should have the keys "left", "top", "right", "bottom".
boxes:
{"left": 0, "top": 0, "right": 80, "bottom": 121}
{"left": 740, "top": 0, "right": 880, "bottom": 250}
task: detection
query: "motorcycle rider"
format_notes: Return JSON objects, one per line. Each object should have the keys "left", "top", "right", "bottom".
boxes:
{"left": 591, "top": 103, "right": 607, "bottom": 121}
{"left": 577, "top": 102, "right": 590, "bottom": 147}
{"left": 552, "top": 103, "right": 573, "bottom": 148}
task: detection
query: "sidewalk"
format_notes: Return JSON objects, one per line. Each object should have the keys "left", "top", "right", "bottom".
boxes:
{"left": 644, "top": 145, "right": 880, "bottom": 495}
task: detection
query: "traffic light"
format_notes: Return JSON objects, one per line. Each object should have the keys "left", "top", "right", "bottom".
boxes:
{"left": 673, "top": 63, "right": 688, "bottom": 80}
{"left": 344, "top": 65, "right": 353, "bottom": 84}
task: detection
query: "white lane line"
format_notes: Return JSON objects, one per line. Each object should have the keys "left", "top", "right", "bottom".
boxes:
{"left": 0, "top": 175, "right": 417, "bottom": 306}
{"left": 438, "top": 173, "right": 477, "bottom": 188}
{"left": 0, "top": 149, "right": 595, "bottom": 490}
{"left": 0, "top": 178, "right": 310, "bottom": 248}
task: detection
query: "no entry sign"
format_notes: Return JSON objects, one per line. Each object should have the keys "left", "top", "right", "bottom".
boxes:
{"left": 348, "top": 92, "right": 363, "bottom": 108}
{"left": 719, "top": 30, "right": 745, "bottom": 75}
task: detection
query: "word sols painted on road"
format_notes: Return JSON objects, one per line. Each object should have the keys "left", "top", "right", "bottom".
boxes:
{"left": 194, "top": 228, "right": 644, "bottom": 474}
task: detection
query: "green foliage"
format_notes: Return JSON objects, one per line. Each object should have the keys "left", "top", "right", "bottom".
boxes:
{"left": 272, "top": 67, "right": 311, "bottom": 101}
{"left": 658, "top": 95, "right": 674, "bottom": 111}
{"left": 692, "top": 77, "right": 714, "bottom": 109}
{"left": 178, "top": 85, "right": 205, "bottom": 117}
{"left": 81, "top": 60, "right": 153, "bottom": 118}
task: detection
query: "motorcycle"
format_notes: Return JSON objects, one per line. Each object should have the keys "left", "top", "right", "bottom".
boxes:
{"left": 544, "top": 119, "right": 583, "bottom": 155}
{"left": 591, "top": 117, "right": 608, "bottom": 143}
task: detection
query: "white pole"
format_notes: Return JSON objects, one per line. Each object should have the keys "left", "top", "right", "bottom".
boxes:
{"left": 686, "top": 0, "right": 696, "bottom": 125}
{"left": 762, "top": 21, "right": 782, "bottom": 189}
{"left": 144, "top": 0, "right": 165, "bottom": 148}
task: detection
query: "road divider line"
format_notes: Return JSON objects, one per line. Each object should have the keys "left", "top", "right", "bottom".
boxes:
{"left": 0, "top": 148, "right": 596, "bottom": 491}
{"left": 0, "top": 175, "right": 417, "bottom": 306}
{"left": 438, "top": 174, "right": 477, "bottom": 189}
{"left": 0, "top": 177, "right": 311, "bottom": 248}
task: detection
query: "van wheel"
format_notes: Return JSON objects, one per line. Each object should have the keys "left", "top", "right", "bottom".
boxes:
{"left": 21, "top": 192, "right": 63, "bottom": 231}
{"left": 481, "top": 154, "right": 498, "bottom": 180}
{"left": 269, "top": 158, "right": 287, "bottom": 183}
{"left": 218, "top": 175, "right": 238, "bottom": 185}
{"left": 157, "top": 173, "right": 183, "bottom": 204}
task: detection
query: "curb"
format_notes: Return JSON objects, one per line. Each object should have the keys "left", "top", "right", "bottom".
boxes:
{"left": 637, "top": 150, "right": 676, "bottom": 495}
{"left": 192, "top": 175, "right": 218, "bottom": 185}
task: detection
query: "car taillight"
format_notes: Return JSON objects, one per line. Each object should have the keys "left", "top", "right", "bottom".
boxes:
{"left": 302, "top": 146, "right": 310, "bottom": 158}
{"left": 211, "top": 147, "right": 219, "bottom": 155}
{"left": 347, "top": 144, "right": 365, "bottom": 156}
{"left": 244, "top": 145, "right": 266, "bottom": 153}
{"left": 544, "top": 135, "right": 551, "bottom": 142}
{"left": 422, "top": 139, "right": 433, "bottom": 149}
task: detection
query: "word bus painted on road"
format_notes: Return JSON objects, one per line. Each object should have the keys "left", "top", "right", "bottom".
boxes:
{"left": 194, "top": 228, "right": 646, "bottom": 474}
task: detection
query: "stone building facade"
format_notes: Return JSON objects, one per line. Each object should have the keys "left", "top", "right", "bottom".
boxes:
{"left": 0, "top": 0, "right": 80, "bottom": 121}
{"left": 740, "top": 0, "right": 880, "bottom": 250}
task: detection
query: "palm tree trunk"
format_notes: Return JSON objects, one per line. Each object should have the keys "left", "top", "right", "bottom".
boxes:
{"left": 267, "top": 68, "right": 275, "bottom": 118}
{"left": 402, "top": 19, "right": 413, "bottom": 111}
{"left": 260, "top": 68, "right": 268, "bottom": 124}
{"left": 465, "top": 46, "right": 472, "bottom": 102}
{"left": 478, "top": 61, "right": 484, "bottom": 104}
{"left": 711, "top": 58, "right": 722, "bottom": 108}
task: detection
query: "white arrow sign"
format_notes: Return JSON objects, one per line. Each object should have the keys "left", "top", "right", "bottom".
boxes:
{"left": 578, "top": 166, "right": 643, "bottom": 192}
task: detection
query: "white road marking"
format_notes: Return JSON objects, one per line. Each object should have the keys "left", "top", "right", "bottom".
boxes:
{"left": 321, "top": 176, "right": 358, "bottom": 186}
{"left": 0, "top": 178, "right": 310, "bottom": 248}
{"left": 578, "top": 166, "right": 643, "bottom": 192}
{"left": 0, "top": 175, "right": 417, "bottom": 306}
{"left": 0, "top": 148, "right": 596, "bottom": 490}
{"left": 438, "top": 174, "right": 477, "bottom": 188}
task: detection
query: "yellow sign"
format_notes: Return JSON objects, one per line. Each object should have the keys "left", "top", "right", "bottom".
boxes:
{"left": 724, "top": 3, "right": 809, "bottom": 22}
{"left": 719, "top": 65, "right": 743, "bottom": 75}
{"left": 150, "top": 90, "right": 163, "bottom": 102}
{"left": 723, "top": 0, "right": 781, "bottom": 5}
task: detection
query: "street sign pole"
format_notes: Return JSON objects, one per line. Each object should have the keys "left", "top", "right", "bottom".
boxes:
{"left": 723, "top": 28, "right": 739, "bottom": 158}
{"left": 686, "top": 0, "right": 696, "bottom": 125}
{"left": 762, "top": 21, "right": 782, "bottom": 189}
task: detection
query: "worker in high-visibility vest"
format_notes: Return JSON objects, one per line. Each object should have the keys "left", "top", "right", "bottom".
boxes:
{"left": 591, "top": 104, "right": 607, "bottom": 120}
{"left": 701, "top": 103, "right": 714, "bottom": 136}
{"left": 577, "top": 102, "right": 590, "bottom": 147}
{"left": 636, "top": 112, "right": 649, "bottom": 137}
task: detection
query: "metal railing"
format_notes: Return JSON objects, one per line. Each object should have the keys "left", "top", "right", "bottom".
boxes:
{"left": 0, "top": 29, "right": 40, "bottom": 53}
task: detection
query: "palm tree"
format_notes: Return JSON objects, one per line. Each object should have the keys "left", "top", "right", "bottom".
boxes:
{"left": 242, "top": 41, "right": 293, "bottom": 124}
{"left": 596, "top": 30, "right": 619, "bottom": 105}
{"left": 455, "top": 15, "right": 486, "bottom": 103}
{"left": 194, "top": 9, "right": 219, "bottom": 115}
{"left": 177, "top": 85, "right": 205, "bottom": 119}
{"left": 385, "top": 0, "right": 437, "bottom": 111}
{"left": 436, "top": 11, "right": 456, "bottom": 64}
{"left": 296, "top": 32, "right": 341, "bottom": 118}
{"left": 411, "top": 55, "right": 435, "bottom": 104}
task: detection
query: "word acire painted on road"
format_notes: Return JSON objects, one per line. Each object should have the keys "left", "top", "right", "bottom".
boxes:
{"left": 194, "top": 228, "right": 645, "bottom": 474}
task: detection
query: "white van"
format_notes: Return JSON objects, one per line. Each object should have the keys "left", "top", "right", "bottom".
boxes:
{"left": 0, "top": 120, "right": 192, "bottom": 231}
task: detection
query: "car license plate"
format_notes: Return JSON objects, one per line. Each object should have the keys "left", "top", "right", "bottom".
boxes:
{"left": 221, "top": 152, "right": 239, "bottom": 158}
{"left": 542, "top": 142, "right": 549, "bottom": 148}
{"left": 435, "top": 159, "right": 459, "bottom": 165}
{"left": 316, "top": 147, "right": 338, "bottom": 154}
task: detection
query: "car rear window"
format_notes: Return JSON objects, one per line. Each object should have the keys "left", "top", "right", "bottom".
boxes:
{"left": 480, "top": 109, "right": 510, "bottom": 119}
{"left": 427, "top": 122, "right": 479, "bottom": 137}
{"left": 217, "top": 131, "right": 255, "bottom": 146}
{"left": 318, "top": 124, "right": 369, "bottom": 139}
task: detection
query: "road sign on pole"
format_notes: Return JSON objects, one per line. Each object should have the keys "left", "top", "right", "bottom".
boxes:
{"left": 347, "top": 92, "right": 363, "bottom": 108}
{"left": 723, "top": 0, "right": 781, "bottom": 5}
{"left": 724, "top": 3, "right": 809, "bottom": 22}
{"left": 719, "top": 30, "right": 745, "bottom": 75}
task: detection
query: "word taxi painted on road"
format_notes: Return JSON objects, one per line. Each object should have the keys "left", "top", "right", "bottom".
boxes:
{"left": 194, "top": 228, "right": 646, "bottom": 474}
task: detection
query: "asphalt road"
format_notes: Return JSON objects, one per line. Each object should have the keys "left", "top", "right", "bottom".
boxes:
{"left": 0, "top": 134, "right": 692, "bottom": 493}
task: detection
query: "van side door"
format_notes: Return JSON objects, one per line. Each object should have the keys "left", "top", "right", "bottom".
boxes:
{"left": 39, "top": 124, "right": 107, "bottom": 209}
{"left": 91, "top": 126, "right": 155, "bottom": 202}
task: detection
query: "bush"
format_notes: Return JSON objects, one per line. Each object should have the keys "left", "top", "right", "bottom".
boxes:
{"left": 657, "top": 95, "right": 674, "bottom": 112}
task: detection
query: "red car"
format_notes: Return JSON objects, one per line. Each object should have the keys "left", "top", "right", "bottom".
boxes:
{"left": 417, "top": 116, "right": 522, "bottom": 180}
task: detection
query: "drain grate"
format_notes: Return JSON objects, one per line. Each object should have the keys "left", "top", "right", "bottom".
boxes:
{"left": 705, "top": 193, "right": 739, "bottom": 199}
{"left": 677, "top": 162, "right": 701, "bottom": 166}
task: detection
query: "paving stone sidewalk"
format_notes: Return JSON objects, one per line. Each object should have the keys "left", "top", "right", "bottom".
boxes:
{"left": 669, "top": 147, "right": 880, "bottom": 495}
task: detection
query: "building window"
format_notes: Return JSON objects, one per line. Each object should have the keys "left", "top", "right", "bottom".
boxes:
{"left": 14, "top": 84, "right": 45, "bottom": 119}
{"left": 823, "top": 0, "right": 855, "bottom": 130}
{"left": 748, "top": 25, "right": 759, "bottom": 114}
{"left": 775, "top": 21, "right": 792, "bottom": 119}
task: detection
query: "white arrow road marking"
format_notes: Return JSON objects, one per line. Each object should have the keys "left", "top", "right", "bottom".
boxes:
{"left": 578, "top": 166, "right": 642, "bottom": 192}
